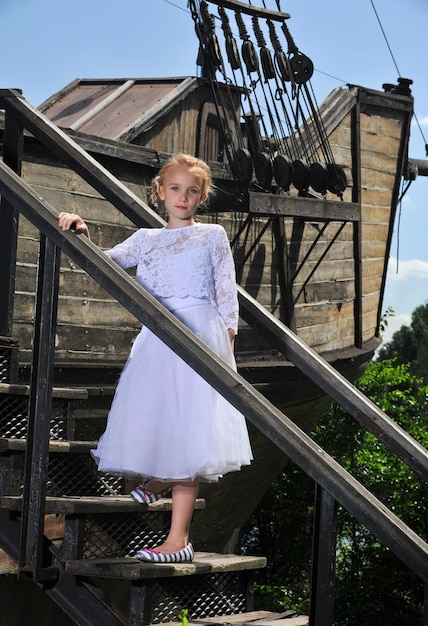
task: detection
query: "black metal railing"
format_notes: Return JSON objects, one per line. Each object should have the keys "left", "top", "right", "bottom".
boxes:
{"left": 0, "top": 89, "right": 427, "bottom": 624}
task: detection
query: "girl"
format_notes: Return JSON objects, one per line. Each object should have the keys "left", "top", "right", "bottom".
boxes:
{"left": 58, "top": 154, "right": 253, "bottom": 563}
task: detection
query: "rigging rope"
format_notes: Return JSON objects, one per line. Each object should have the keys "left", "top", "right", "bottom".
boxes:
{"left": 370, "top": 0, "right": 427, "bottom": 155}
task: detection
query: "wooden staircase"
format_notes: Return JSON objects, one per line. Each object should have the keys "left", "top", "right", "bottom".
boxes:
{"left": 0, "top": 383, "right": 275, "bottom": 625}
{"left": 0, "top": 89, "right": 426, "bottom": 625}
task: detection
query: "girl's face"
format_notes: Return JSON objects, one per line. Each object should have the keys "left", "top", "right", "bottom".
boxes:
{"left": 158, "top": 165, "right": 206, "bottom": 228}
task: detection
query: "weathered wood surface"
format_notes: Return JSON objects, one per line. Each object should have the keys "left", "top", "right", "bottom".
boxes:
{"left": 7, "top": 84, "right": 412, "bottom": 367}
{"left": 65, "top": 552, "right": 267, "bottom": 580}
{"left": 0, "top": 437, "right": 93, "bottom": 452}
{"left": 207, "top": 0, "right": 290, "bottom": 21}
{"left": 0, "top": 382, "right": 87, "bottom": 399}
{"left": 0, "top": 548, "right": 18, "bottom": 574}
{"left": 193, "top": 613, "right": 309, "bottom": 626}
{"left": 1, "top": 132, "right": 427, "bottom": 578}
{"left": 1, "top": 495, "right": 205, "bottom": 514}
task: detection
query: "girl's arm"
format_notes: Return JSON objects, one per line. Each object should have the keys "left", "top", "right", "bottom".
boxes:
{"left": 58, "top": 212, "right": 90, "bottom": 239}
{"left": 227, "top": 328, "right": 235, "bottom": 349}
{"left": 212, "top": 227, "right": 239, "bottom": 338}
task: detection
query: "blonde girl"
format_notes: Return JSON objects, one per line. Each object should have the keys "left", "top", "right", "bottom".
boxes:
{"left": 58, "top": 154, "right": 252, "bottom": 562}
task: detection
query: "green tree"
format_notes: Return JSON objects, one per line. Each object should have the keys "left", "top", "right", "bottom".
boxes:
{"left": 378, "top": 302, "right": 428, "bottom": 382}
{"left": 240, "top": 359, "right": 428, "bottom": 625}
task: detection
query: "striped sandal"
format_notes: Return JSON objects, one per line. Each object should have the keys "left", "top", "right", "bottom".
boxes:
{"left": 130, "top": 483, "right": 170, "bottom": 504}
{"left": 136, "top": 543, "right": 194, "bottom": 563}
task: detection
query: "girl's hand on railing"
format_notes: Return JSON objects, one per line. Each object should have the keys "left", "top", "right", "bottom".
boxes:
{"left": 58, "top": 212, "right": 90, "bottom": 239}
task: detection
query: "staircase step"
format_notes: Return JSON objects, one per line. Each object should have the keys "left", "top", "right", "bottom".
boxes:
{"left": 0, "top": 437, "right": 95, "bottom": 453}
{"left": 66, "top": 552, "right": 266, "bottom": 580}
{"left": 188, "top": 611, "right": 309, "bottom": 625}
{"left": 1, "top": 494, "right": 205, "bottom": 514}
{"left": 0, "top": 438, "right": 125, "bottom": 497}
{"left": 0, "top": 384, "right": 89, "bottom": 440}
{"left": 65, "top": 553, "right": 267, "bottom": 623}
{"left": 0, "top": 382, "right": 88, "bottom": 399}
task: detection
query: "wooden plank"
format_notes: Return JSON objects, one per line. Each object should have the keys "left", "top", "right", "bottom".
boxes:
{"left": 115, "top": 77, "right": 198, "bottom": 141}
{"left": 0, "top": 548, "right": 18, "bottom": 574}
{"left": 191, "top": 611, "right": 283, "bottom": 624}
{"left": 250, "top": 618, "right": 308, "bottom": 626}
{"left": 65, "top": 552, "right": 267, "bottom": 580}
{"left": 201, "top": 0, "right": 289, "bottom": 21}
{"left": 0, "top": 109, "right": 23, "bottom": 335}
{"left": 70, "top": 80, "right": 135, "bottom": 131}
{"left": 249, "top": 193, "right": 360, "bottom": 221}
{"left": 0, "top": 382, "right": 87, "bottom": 399}
{"left": 0, "top": 437, "right": 94, "bottom": 453}
{"left": 358, "top": 88, "right": 414, "bottom": 114}
{"left": 12, "top": 322, "right": 137, "bottom": 364}
{"left": 409, "top": 158, "right": 428, "bottom": 177}
{"left": 190, "top": 611, "right": 309, "bottom": 625}
{"left": 1, "top": 495, "right": 205, "bottom": 515}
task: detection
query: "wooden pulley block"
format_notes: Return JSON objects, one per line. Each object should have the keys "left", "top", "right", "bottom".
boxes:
{"left": 274, "top": 50, "right": 291, "bottom": 82}
{"left": 231, "top": 148, "right": 253, "bottom": 185}
{"left": 310, "top": 162, "right": 329, "bottom": 193}
{"left": 292, "top": 159, "right": 311, "bottom": 192}
{"left": 254, "top": 152, "right": 273, "bottom": 189}
{"left": 273, "top": 154, "right": 293, "bottom": 190}
{"left": 208, "top": 33, "right": 222, "bottom": 69}
{"left": 288, "top": 52, "right": 314, "bottom": 84}
{"left": 242, "top": 40, "right": 259, "bottom": 73}
{"left": 326, "top": 164, "right": 348, "bottom": 195}
{"left": 260, "top": 47, "right": 275, "bottom": 80}
{"left": 226, "top": 35, "right": 241, "bottom": 70}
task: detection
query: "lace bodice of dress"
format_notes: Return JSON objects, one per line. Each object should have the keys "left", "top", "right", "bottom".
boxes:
{"left": 106, "top": 223, "right": 239, "bottom": 331}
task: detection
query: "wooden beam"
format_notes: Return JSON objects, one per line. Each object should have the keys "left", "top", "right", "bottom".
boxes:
{"left": 408, "top": 158, "right": 428, "bottom": 177}
{"left": 351, "top": 100, "right": 363, "bottom": 348}
{"left": 206, "top": 0, "right": 290, "bottom": 21}
{"left": 249, "top": 192, "right": 360, "bottom": 222}
{"left": 0, "top": 109, "right": 23, "bottom": 336}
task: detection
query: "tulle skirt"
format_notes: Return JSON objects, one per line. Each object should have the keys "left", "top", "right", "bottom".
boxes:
{"left": 91, "top": 297, "right": 253, "bottom": 482}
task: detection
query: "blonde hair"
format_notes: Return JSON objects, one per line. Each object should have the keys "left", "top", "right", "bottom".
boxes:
{"left": 150, "top": 154, "right": 213, "bottom": 206}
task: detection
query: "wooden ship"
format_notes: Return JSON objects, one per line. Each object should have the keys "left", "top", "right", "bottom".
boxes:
{"left": 0, "top": 1, "right": 427, "bottom": 624}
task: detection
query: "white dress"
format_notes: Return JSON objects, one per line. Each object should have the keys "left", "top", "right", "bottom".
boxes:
{"left": 91, "top": 223, "right": 253, "bottom": 483}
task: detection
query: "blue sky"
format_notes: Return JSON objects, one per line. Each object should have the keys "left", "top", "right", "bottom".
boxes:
{"left": 2, "top": 0, "right": 427, "bottom": 344}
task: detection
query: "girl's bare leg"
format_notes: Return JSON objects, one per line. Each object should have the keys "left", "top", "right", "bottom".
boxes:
{"left": 142, "top": 479, "right": 172, "bottom": 495}
{"left": 154, "top": 478, "right": 199, "bottom": 553}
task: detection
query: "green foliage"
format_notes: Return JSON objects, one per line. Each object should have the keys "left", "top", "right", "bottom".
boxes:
{"left": 240, "top": 359, "right": 428, "bottom": 625}
{"left": 314, "top": 360, "right": 428, "bottom": 624}
{"left": 378, "top": 302, "right": 428, "bottom": 382}
{"left": 378, "top": 305, "right": 395, "bottom": 338}
{"left": 240, "top": 462, "right": 314, "bottom": 614}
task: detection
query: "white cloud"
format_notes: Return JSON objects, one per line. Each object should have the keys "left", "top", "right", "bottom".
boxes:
{"left": 386, "top": 257, "right": 428, "bottom": 281}
{"left": 412, "top": 115, "right": 428, "bottom": 128}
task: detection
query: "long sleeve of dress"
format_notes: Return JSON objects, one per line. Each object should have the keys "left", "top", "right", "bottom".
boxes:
{"left": 104, "top": 224, "right": 239, "bottom": 332}
{"left": 211, "top": 227, "right": 239, "bottom": 333}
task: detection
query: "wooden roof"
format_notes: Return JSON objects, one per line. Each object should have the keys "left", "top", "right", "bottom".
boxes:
{"left": 39, "top": 77, "right": 200, "bottom": 143}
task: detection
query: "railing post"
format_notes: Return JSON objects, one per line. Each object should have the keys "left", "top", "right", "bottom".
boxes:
{"left": 19, "top": 234, "right": 60, "bottom": 580}
{"left": 0, "top": 105, "right": 23, "bottom": 336}
{"left": 424, "top": 581, "right": 428, "bottom": 626}
{"left": 309, "top": 484, "right": 337, "bottom": 626}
